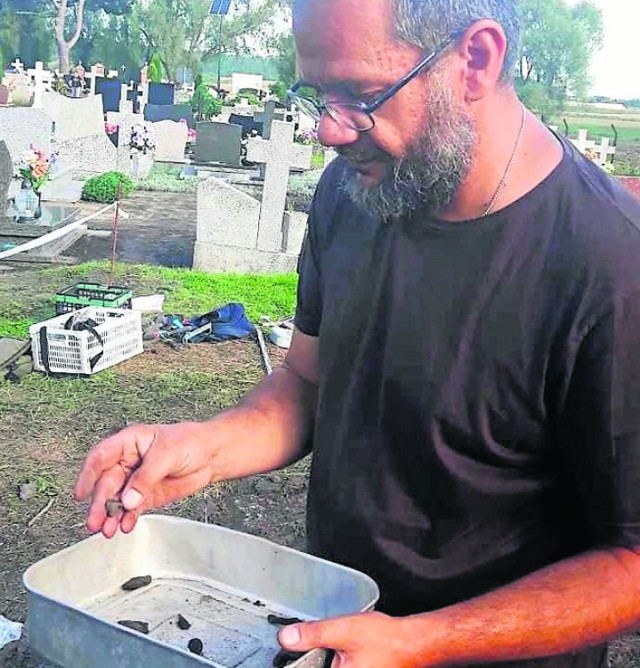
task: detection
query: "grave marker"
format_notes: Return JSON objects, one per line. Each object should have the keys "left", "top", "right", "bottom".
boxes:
{"left": 254, "top": 100, "right": 285, "bottom": 140}
{"left": 0, "top": 141, "right": 12, "bottom": 221}
{"left": 246, "top": 120, "right": 312, "bottom": 252}
{"left": 28, "top": 62, "right": 50, "bottom": 109}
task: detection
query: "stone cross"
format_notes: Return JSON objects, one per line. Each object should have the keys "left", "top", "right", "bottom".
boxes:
{"left": 89, "top": 65, "right": 102, "bottom": 95}
{"left": 10, "top": 58, "right": 24, "bottom": 72}
{"left": 28, "top": 62, "right": 49, "bottom": 109}
{"left": 246, "top": 120, "right": 313, "bottom": 252}
{"left": 139, "top": 81, "right": 149, "bottom": 110}
{"left": 254, "top": 100, "right": 285, "bottom": 140}
{"left": 119, "top": 83, "right": 133, "bottom": 113}
{"left": 571, "top": 129, "right": 616, "bottom": 168}
{"left": 0, "top": 141, "right": 12, "bottom": 221}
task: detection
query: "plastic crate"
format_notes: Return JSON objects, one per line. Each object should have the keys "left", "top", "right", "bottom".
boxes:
{"left": 55, "top": 283, "right": 133, "bottom": 315}
{"left": 30, "top": 307, "right": 143, "bottom": 375}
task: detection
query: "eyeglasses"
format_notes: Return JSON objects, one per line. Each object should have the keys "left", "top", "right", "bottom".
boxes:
{"left": 287, "top": 28, "right": 466, "bottom": 133}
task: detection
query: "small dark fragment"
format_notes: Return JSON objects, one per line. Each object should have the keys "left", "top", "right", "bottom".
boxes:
{"left": 177, "top": 614, "right": 191, "bottom": 630}
{"left": 121, "top": 575, "right": 152, "bottom": 591}
{"left": 253, "top": 599, "right": 266, "bottom": 607}
{"left": 118, "top": 620, "right": 149, "bottom": 634}
{"left": 105, "top": 498, "right": 124, "bottom": 517}
{"left": 272, "top": 649, "right": 304, "bottom": 668}
{"left": 267, "top": 614, "right": 303, "bottom": 626}
{"left": 188, "top": 638, "right": 203, "bottom": 655}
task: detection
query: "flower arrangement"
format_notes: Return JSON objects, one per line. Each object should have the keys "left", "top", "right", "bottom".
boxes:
{"left": 180, "top": 119, "right": 197, "bottom": 144}
{"left": 16, "top": 147, "right": 55, "bottom": 192}
{"left": 105, "top": 122, "right": 119, "bottom": 135}
{"left": 130, "top": 122, "right": 156, "bottom": 153}
{"left": 295, "top": 128, "right": 319, "bottom": 146}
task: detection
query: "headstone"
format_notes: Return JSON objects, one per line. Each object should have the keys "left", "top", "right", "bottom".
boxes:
{"left": 0, "top": 108, "right": 54, "bottom": 162}
{"left": 0, "top": 141, "right": 12, "bottom": 221}
{"left": 0, "top": 85, "right": 8, "bottom": 106}
{"left": 153, "top": 119, "right": 188, "bottom": 162}
{"left": 144, "top": 103, "right": 193, "bottom": 126}
{"left": 27, "top": 61, "right": 51, "bottom": 109}
{"left": 148, "top": 82, "right": 175, "bottom": 106}
{"left": 324, "top": 148, "right": 338, "bottom": 167}
{"left": 43, "top": 92, "right": 105, "bottom": 141}
{"left": 10, "top": 58, "right": 24, "bottom": 73}
{"left": 54, "top": 134, "right": 118, "bottom": 177}
{"left": 107, "top": 110, "right": 144, "bottom": 174}
{"left": 119, "top": 83, "right": 133, "bottom": 113}
{"left": 254, "top": 100, "right": 285, "bottom": 140}
{"left": 139, "top": 81, "right": 149, "bottom": 110}
{"left": 95, "top": 77, "right": 122, "bottom": 112}
{"left": 228, "top": 114, "right": 263, "bottom": 138}
{"left": 194, "top": 121, "right": 242, "bottom": 166}
{"left": 246, "top": 120, "right": 312, "bottom": 252}
{"left": 88, "top": 65, "right": 103, "bottom": 95}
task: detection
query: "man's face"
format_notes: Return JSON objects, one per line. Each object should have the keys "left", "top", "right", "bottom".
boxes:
{"left": 294, "top": 0, "right": 476, "bottom": 220}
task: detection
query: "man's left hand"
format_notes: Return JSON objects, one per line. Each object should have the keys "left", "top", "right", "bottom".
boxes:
{"left": 277, "top": 611, "right": 418, "bottom": 668}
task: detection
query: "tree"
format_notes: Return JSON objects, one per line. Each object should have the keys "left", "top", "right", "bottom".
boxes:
{"left": 137, "top": 0, "right": 283, "bottom": 84}
{"left": 517, "top": 0, "right": 603, "bottom": 113}
{"left": 147, "top": 51, "right": 163, "bottom": 82}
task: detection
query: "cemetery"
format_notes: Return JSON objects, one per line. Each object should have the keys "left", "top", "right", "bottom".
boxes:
{"left": 1, "top": 0, "right": 640, "bottom": 665}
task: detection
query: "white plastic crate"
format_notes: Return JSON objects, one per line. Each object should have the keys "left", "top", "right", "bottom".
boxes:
{"left": 30, "top": 307, "right": 143, "bottom": 375}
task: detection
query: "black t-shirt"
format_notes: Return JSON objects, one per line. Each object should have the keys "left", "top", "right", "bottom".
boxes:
{"left": 295, "top": 138, "right": 640, "bottom": 666}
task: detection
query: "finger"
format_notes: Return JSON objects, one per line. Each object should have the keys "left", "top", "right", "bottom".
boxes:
{"left": 120, "top": 445, "right": 203, "bottom": 512}
{"left": 75, "top": 428, "right": 144, "bottom": 501}
{"left": 86, "top": 465, "right": 127, "bottom": 534}
{"left": 278, "top": 618, "right": 354, "bottom": 654}
{"left": 101, "top": 514, "right": 122, "bottom": 539}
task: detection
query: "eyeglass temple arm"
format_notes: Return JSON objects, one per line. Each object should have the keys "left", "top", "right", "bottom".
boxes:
{"left": 366, "top": 29, "right": 466, "bottom": 114}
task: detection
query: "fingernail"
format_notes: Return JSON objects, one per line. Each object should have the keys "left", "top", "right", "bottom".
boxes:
{"left": 280, "top": 626, "right": 301, "bottom": 646}
{"left": 122, "top": 488, "right": 143, "bottom": 509}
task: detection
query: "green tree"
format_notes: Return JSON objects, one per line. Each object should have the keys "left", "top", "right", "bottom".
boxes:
{"left": 517, "top": 0, "right": 603, "bottom": 113}
{"left": 147, "top": 51, "right": 163, "bottom": 82}
{"left": 137, "top": 0, "right": 283, "bottom": 84}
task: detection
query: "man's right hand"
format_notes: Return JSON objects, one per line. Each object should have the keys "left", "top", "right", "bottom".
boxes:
{"left": 74, "top": 421, "right": 214, "bottom": 538}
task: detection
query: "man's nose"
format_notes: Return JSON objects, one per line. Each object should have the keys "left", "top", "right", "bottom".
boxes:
{"left": 316, "top": 112, "right": 360, "bottom": 148}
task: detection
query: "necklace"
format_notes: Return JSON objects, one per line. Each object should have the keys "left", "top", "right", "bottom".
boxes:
{"left": 482, "top": 103, "right": 527, "bottom": 217}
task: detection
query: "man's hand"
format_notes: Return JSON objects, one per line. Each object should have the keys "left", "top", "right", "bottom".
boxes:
{"left": 74, "top": 422, "right": 214, "bottom": 538}
{"left": 278, "top": 611, "right": 419, "bottom": 668}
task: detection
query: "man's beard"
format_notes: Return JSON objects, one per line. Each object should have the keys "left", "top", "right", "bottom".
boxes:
{"left": 340, "top": 75, "right": 477, "bottom": 222}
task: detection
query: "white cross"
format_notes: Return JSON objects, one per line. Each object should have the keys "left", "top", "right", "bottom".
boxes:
{"left": 246, "top": 120, "right": 312, "bottom": 252}
{"left": 27, "top": 61, "right": 49, "bottom": 109}
{"left": 254, "top": 100, "right": 285, "bottom": 139}
{"left": 571, "top": 129, "right": 616, "bottom": 168}
{"left": 10, "top": 58, "right": 24, "bottom": 72}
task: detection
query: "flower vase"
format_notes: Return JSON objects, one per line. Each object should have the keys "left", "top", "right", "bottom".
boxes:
{"left": 131, "top": 151, "right": 154, "bottom": 180}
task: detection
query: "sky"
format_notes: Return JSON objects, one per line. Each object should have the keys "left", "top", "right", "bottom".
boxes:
{"left": 566, "top": 0, "right": 638, "bottom": 100}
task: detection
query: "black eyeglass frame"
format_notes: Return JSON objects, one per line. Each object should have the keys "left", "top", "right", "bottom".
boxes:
{"left": 287, "top": 27, "right": 467, "bottom": 132}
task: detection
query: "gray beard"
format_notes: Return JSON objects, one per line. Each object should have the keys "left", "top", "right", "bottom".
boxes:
{"left": 341, "top": 82, "right": 477, "bottom": 222}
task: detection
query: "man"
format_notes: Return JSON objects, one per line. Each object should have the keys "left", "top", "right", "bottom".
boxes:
{"left": 76, "top": 0, "right": 640, "bottom": 666}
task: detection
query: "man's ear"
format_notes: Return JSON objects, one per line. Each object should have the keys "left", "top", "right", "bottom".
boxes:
{"left": 457, "top": 19, "right": 508, "bottom": 102}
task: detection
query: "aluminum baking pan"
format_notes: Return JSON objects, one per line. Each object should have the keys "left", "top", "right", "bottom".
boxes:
{"left": 24, "top": 515, "right": 379, "bottom": 668}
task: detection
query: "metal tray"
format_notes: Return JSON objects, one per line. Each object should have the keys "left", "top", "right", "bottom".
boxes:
{"left": 23, "top": 515, "right": 379, "bottom": 668}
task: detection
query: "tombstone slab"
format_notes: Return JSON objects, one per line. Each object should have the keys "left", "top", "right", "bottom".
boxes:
{"left": 55, "top": 134, "right": 117, "bottom": 177}
{"left": 193, "top": 241, "right": 298, "bottom": 274}
{"left": 0, "top": 141, "right": 12, "bottom": 222}
{"left": 194, "top": 121, "right": 243, "bottom": 166}
{"left": 246, "top": 120, "right": 312, "bottom": 252}
{"left": 0, "top": 108, "right": 54, "bottom": 162}
{"left": 196, "top": 176, "right": 260, "bottom": 249}
{"left": 43, "top": 92, "right": 106, "bottom": 141}
{"left": 153, "top": 120, "right": 188, "bottom": 162}
{"left": 144, "top": 104, "right": 193, "bottom": 126}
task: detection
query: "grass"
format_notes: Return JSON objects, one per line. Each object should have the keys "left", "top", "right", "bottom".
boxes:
{"left": 0, "top": 262, "right": 298, "bottom": 339}
{"left": 548, "top": 113, "right": 640, "bottom": 143}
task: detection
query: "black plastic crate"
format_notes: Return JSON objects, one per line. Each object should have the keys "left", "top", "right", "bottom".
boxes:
{"left": 55, "top": 283, "right": 133, "bottom": 315}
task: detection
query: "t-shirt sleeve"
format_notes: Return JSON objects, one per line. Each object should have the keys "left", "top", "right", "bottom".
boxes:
{"left": 557, "top": 290, "right": 640, "bottom": 549}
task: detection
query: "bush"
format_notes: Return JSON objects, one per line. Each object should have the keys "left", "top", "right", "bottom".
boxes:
{"left": 191, "top": 84, "right": 222, "bottom": 120}
{"left": 82, "top": 171, "right": 133, "bottom": 203}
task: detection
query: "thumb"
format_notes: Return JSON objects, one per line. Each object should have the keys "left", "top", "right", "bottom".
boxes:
{"left": 278, "top": 617, "right": 352, "bottom": 653}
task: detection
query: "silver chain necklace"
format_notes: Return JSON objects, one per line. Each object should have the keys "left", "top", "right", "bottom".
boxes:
{"left": 482, "top": 103, "right": 527, "bottom": 217}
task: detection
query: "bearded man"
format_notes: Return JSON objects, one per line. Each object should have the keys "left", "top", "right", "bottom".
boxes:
{"left": 76, "top": 1, "right": 640, "bottom": 666}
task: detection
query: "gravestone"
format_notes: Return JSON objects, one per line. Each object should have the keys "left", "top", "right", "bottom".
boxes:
{"left": 149, "top": 82, "right": 175, "bottom": 106}
{"left": 153, "top": 119, "right": 188, "bottom": 162}
{"left": 228, "top": 114, "right": 263, "bottom": 138}
{"left": 119, "top": 83, "right": 133, "bottom": 113}
{"left": 43, "top": 92, "right": 105, "bottom": 141}
{"left": 54, "top": 134, "right": 118, "bottom": 176}
{"left": 246, "top": 120, "right": 312, "bottom": 252}
{"left": 95, "top": 77, "right": 121, "bottom": 112}
{"left": 0, "top": 85, "right": 8, "bottom": 105}
{"left": 0, "top": 141, "right": 11, "bottom": 221}
{"left": 144, "top": 103, "right": 193, "bottom": 127}
{"left": 254, "top": 101, "right": 285, "bottom": 140}
{"left": 107, "top": 110, "right": 145, "bottom": 174}
{"left": 28, "top": 61, "right": 52, "bottom": 109}
{"left": 194, "top": 121, "right": 242, "bottom": 166}
{"left": 0, "top": 108, "right": 54, "bottom": 162}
